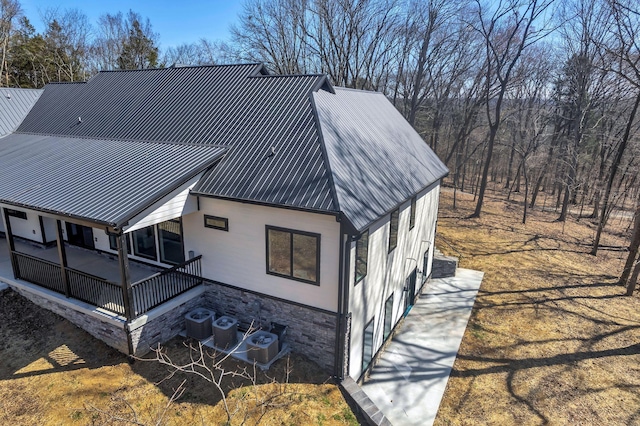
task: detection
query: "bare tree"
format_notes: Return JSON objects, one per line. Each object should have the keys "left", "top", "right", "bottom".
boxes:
{"left": 470, "top": 0, "right": 555, "bottom": 218}
{"left": 0, "top": 0, "right": 21, "bottom": 86}
{"left": 591, "top": 0, "right": 640, "bottom": 255}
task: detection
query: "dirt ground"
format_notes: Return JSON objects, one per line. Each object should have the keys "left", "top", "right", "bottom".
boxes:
{"left": 2, "top": 188, "right": 639, "bottom": 425}
{"left": 0, "top": 290, "right": 358, "bottom": 425}
{"left": 434, "top": 189, "right": 640, "bottom": 425}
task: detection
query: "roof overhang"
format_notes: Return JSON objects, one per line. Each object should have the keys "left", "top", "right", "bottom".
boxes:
{"left": 0, "top": 133, "right": 226, "bottom": 230}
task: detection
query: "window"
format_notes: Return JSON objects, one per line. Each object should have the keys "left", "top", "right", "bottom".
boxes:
{"left": 388, "top": 208, "right": 399, "bottom": 252}
{"left": 362, "top": 318, "right": 374, "bottom": 373}
{"left": 109, "top": 233, "right": 131, "bottom": 253}
{"left": 204, "top": 215, "right": 228, "bottom": 231}
{"left": 158, "top": 218, "right": 185, "bottom": 264}
{"left": 132, "top": 225, "right": 157, "bottom": 260}
{"left": 355, "top": 230, "right": 369, "bottom": 283}
{"left": 5, "top": 209, "right": 27, "bottom": 220}
{"left": 409, "top": 196, "right": 417, "bottom": 230}
{"left": 266, "top": 226, "right": 320, "bottom": 284}
{"left": 383, "top": 294, "right": 393, "bottom": 341}
{"left": 422, "top": 247, "right": 430, "bottom": 283}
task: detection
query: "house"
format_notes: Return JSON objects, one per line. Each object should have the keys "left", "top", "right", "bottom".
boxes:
{"left": 0, "top": 64, "right": 448, "bottom": 380}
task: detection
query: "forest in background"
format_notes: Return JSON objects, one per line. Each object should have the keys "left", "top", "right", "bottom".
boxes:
{"left": 2, "top": 0, "right": 640, "bottom": 291}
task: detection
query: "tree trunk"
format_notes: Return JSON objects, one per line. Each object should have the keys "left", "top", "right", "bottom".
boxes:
{"left": 619, "top": 205, "right": 640, "bottom": 286}
{"left": 592, "top": 90, "right": 640, "bottom": 255}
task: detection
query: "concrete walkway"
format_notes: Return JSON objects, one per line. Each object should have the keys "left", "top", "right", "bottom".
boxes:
{"left": 360, "top": 268, "right": 484, "bottom": 426}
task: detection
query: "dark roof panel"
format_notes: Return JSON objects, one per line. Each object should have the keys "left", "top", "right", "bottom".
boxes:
{"left": 314, "top": 87, "right": 449, "bottom": 231}
{"left": 18, "top": 64, "right": 337, "bottom": 212}
{"left": 0, "top": 133, "right": 225, "bottom": 227}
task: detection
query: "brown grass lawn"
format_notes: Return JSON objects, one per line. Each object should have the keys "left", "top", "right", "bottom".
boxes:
{"left": 434, "top": 189, "right": 640, "bottom": 425}
{"left": 0, "top": 291, "right": 358, "bottom": 426}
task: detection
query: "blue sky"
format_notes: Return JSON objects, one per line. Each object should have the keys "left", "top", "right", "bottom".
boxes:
{"left": 20, "top": 0, "right": 244, "bottom": 49}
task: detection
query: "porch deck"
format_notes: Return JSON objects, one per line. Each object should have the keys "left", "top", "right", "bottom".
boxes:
{"left": 10, "top": 239, "right": 161, "bottom": 283}
{"left": 0, "top": 237, "right": 203, "bottom": 318}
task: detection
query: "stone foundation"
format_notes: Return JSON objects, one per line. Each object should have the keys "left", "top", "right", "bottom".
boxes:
{"left": 10, "top": 284, "right": 129, "bottom": 353}
{"left": 432, "top": 253, "right": 458, "bottom": 279}
{"left": 128, "top": 291, "right": 205, "bottom": 355}
{"left": 204, "top": 281, "right": 338, "bottom": 373}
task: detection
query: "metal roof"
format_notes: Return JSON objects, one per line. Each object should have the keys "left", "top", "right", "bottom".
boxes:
{"left": 12, "top": 64, "right": 447, "bottom": 231}
{"left": 0, "top": 133, "right": 225, "bottom": 228}
{"left": 313, "top": 87, "right": 449, "bottom": 231}
{"left": 18, "top": 64, "right": 337, "bottom": 212}
{"left": 0, "top": 88, "right": 42, "bottom": 137}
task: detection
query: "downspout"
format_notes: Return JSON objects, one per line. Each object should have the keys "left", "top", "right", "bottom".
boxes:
{"left": 334, "top": 217, "right": 351, "bottom": 380}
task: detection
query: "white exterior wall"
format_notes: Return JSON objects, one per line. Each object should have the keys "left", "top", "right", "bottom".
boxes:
{"left": 347, "top": 182, "right": 441, "bottom": 379}
{"left": 0, "top": 204, "right": 44, "bottom": 243}
{"left": 182, "top": 197, "right": 341, "bottom": 312}
{"left": 123, "top": 175, "right": 199, "bottom": 233}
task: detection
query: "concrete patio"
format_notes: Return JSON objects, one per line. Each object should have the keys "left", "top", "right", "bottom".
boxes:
{"left": 360, "top": 268, "right": 484, "bottom": 426}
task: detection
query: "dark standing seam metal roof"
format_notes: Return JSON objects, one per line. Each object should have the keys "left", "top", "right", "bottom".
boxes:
{"left": 313, "top": 87, "right": 449, "bottom": 231}
{"left": 0, "top": 133, "right": 226, "bottom": 228}
{"left": 17, "top": 64, "right": 337, "bottom": 213}
{"left": 11, "top": 64, "right": 446, "bottom": 231}
{"left": 0, "top": 88, "right": 43, "bottom": 137}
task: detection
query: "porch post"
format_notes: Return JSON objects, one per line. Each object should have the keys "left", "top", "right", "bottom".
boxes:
{"left": 55, "top": 220, "right": 70, "bottom": 298}
{"left": 116, "top": 232, "right": 134, "bottom": 320}
{"left": 2, "top": 207, "right": 18, "bottom": 278}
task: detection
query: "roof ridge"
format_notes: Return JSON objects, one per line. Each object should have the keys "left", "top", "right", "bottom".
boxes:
{"left": 98, "top": 63, "right": 262, "bottom": 74}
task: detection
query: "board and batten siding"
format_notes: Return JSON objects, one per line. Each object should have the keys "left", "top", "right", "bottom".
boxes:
{"left": 347, "top": 181, "right": 441, "bottom": 379}
{"left": 182, "top": 197, "right": 341, "bottom": 312}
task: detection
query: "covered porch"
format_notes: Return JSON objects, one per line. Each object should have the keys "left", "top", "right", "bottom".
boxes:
{"left": 1, "top": 234, "right": 203, "bottom": 319}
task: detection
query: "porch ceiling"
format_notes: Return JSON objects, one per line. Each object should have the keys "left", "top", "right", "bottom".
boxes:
{"left": 0, "top": 133, "right": 226, "bottom": 229}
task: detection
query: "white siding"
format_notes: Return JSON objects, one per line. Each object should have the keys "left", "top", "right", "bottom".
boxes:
{"left": 347, "top": 182, "right": 441, "bottom": 379}
{"left": 0, "top": 205, "right": 43, "bottom": 243}
{"left": 182, "top": 197, "right": 341, "bottom": 312}
{"left": 123, "top": 175, "right": 200, "bottom": 233}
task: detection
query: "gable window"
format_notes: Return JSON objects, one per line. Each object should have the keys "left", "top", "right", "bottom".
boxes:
{"left": 204, "top": 215, "right": 228, "bottom": 231}
{"left": 132, "top": 225, "right": 157, "bottom": 260}
{"left": 158, "top": 218, "right": 185, "bottom": 265}
{"left": 383, "top": 294, "right": 393, "bottom": 341}
{"left": 388, "top": 208, "right": 399, "bottom": 252}
{"left": 409, "top": 196, "right": 417, "bottom": 230}
{"left": 266, "top": 226, "right": 320, "bottom": 284}
{"left": 355, "top": 230, "right": 369, "bottom": 283}
{"left": 362, "top": 318, "right": 374, "bottom": 373}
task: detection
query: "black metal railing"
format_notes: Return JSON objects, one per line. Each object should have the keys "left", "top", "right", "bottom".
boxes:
{"left": 13, "top": 252, "right": 65, "bottom": 293}
{"left": 131, "top": 255, "right": 203, "bottom": 316}
{"left": 67, "top": 268, "right": 125, "bottom": 315}
{"left": 11, "top": 251, "right": 203, "bottom": 318}
{"left": 12, "top": 251, "right": 126, "bottom": 316}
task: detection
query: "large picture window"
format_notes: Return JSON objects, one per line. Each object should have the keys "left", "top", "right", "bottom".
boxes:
{"left": 389, "top": 208, "right": 399, "bottom": 252}
{"left": 355, "top": 230, "right": 369, "bottom": 283}
{"left": 132, "top": 225, "right": 157, "bottom": 260}
{"left": 158, "top": 218, "right": 184, "bottom": 264}
{"left": 266, "top": 226, "right": 320, "bottom": 284}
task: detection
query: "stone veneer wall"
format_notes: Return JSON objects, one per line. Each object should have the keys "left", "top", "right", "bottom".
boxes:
{"left": 10, "top": 285, "right": 129, "bottom": 353}
{"left": 431, "top": 254, "right": 458, "bottom": 279}
{"left": 203, "top": 281, "right": 338, "bottom": 373}
{"left": 128, "top": 293, "right": 205, "bottom": 355}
